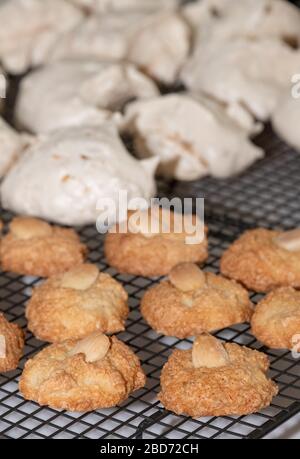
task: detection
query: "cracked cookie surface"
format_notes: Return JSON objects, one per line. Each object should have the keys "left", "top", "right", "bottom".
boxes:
{"left": 0, "top": 313, "right": 24, "bottom": 373}
{"left": 221, "top": 228, "right": 300, "bottom": 292}
{"left": 26, "top": 264, "right": 129, "bottom": 343}
{"left": 19, "top": 333, "right": 146, "bottom": 412}
{"left": 141, "top": 263, "right": 253, "bottom": 338}
{"left": 159, "top": 334, "right": 278, "bottom": 417}
{"left": 1, "top": 217, "right": 87, "bottom": 277}
{"left": 105, "top": 209, "right": 208, "bottom": 277}
{"left": 251, "top": 287, "right": 300, "bottom": 349}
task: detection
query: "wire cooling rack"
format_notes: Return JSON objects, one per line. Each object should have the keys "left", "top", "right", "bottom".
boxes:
{"left": 0, "top": 124, "right": 300, "bottom": 439}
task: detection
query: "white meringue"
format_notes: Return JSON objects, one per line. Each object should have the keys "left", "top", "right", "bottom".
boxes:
{"left": 49, "top": 11, "right": 190, "bottom": 84}
{"left": 16, "top": 60, "right": 159, "bottom": 134}
{"left": 272, "top": 89, "right": 300, "bottom": 151}
{"left": 1, "top": 124, "right": 158, "bottom": 226}
{"left": 182, "top": 38, "right": 300, "bottom": 121}
{"left": 127, "top": 11, "right": 190, "bottom": 85}
{"left": 182, "top": 0, "right": 230, "bottom": 30}
{"left": 0, "top": 0, "right": 83, "bottom": 74}
{"left": 0, "top": 117, "right": 28, "bottom": 178}
{"left": 0, "top": 66, "right": 6, "bottom": 113}
{"left": 67, "top": 0, "right": 180, "bottom": 13}
{"left": 183, "top": 0, "right": 300, "bottom": 43}
{"left": 122, "top": 93, "right": 264, "bottom": 181}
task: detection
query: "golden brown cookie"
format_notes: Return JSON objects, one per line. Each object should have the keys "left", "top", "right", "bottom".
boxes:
{"left": 220, "top": 228, "right": 300, "bottom": 292}
{"left": 141, "top": 263, "right": 253, "bottom": 338}
{"left": 26, "top": 264, "right": 129, "bottom": 343}
{"left": 0, "top": 313, "right": 24, "bottom": 373}
{"left": 1, "top": 217, "right": 87, "bottom": 277}
{"left": 19, "top": 332, "right": 146, "bottom": 412}
{"left": 159, "top": 334, "right": 278, "bottom": 417}
{"left": 104, "top": 208, "right": 208, "bottom": 277}
{"left": 251, "top": 287, "right": 300, "bottom": 350}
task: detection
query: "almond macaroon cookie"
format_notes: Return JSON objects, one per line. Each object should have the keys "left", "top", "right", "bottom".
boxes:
{"left": 141, "top": 263, "right": 253, "bottom": 338}
{"left": 104, "top": 208, "right": 208, "bottom": 277}
{"left": 221, "top": 228, "right": 300, "bottom": 293}
{"left": 0, "top": 217, "right": 87, "bottom": 277}
{"left": 26, "top": 264, "right": 129, "bottom": 343}
{"left": 19, "top": 332, "right": 146, "bottom": 412}
{"left": 0, "top": 314, "right": 24, "bottom": 373}
{"left": 251, "top": 288, "right": 300, "bottom": 350}
{"left": 159, "top": 334, "right": 278, "bottom": 417}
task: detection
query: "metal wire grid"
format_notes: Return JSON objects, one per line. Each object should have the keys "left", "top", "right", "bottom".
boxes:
{"left": 0, "top": 202, "right": 299, "bottom": 439}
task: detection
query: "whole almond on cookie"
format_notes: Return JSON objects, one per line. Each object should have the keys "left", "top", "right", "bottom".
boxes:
{"left": 70, "top": 332, "right": 111, "bottom": 363}
{"left": 60, "top": 264, "right": 99, "bottom": 290}
{"left": 10, "top": 217, "right": 52, "bottom": 240}
{"left": 192, "top": 334, "right": 230, "bottom": 369}
{"left": 169, "top": 263, "right": 206, "bottom": 292}
{"left": 274, "top": 229, "right": 300, "bottom": 252}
